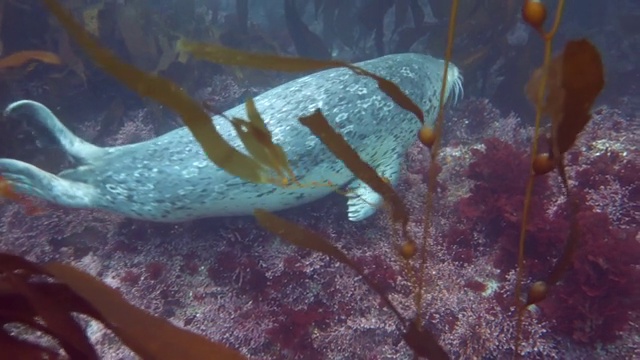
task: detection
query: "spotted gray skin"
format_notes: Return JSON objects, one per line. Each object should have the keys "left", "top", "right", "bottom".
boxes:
{"left": 0, "top": 53, "right": 462, "bottom": 222}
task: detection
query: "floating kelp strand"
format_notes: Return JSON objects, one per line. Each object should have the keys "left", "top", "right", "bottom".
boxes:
{"left": 299, "top": 110, "right": 409, "bottom": 229}
{"left": 43, "top": 0, "right": 269, "bottom": 184}
{"left": 177, "top": 38, "right": 424, "bottom": 124}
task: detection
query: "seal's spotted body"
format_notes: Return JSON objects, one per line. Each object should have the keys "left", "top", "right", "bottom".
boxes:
{"left": 0, "top": 53, "right": 462, "bottom": 222}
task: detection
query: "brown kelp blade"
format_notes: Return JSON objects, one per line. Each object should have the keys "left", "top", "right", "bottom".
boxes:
{"left": 0, "top": 253, "right": 47, "bottom": 275}
{"left": 45, "top": 262, "right": 247, "bottom": 360}
{"left": 0, "top": 254, "right": 98, "bottom": 359}
{"left": 555, "top": 39, "right": 604, "bottom": 155}
{"left": 254, "top": 209, "right": 352, "bottom": 265}
{"left": 43, "top": 0, "right": 269, "bottom": 184}
{"left": 229, "top": 118, "right": 273, "bottom": 174}
{"left": 526, "top": 182, "right": 581, "bottom": 307}
{"left": 245, "top": 97, "right": 269, "bottom": 132}
{"left": 5, "top": 275, "right": 98, "bottom": 359}
{"left": 177, "top": 38, "right": 424, "bottom": 124}
{"left": 244, "top": 98, "right": 296, "bottom": 181}
{"left": 522, "top": 40, "right": 604, "bottom": 308}
{"left": 299, "top": 110, "right": 409, "bottom": 227}
{"left": 0, "top": 253, "right": 246, "bottom": 360}
{"left": 0, "top": 50, "right": 62, "bottom": 70}
{"left": 525, "top": 39, "right": 604, "bottom": 158}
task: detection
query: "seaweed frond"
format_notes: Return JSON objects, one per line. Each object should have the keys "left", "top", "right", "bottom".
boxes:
{"left": 0, "top": 253, "right": 246, "bottom": 360}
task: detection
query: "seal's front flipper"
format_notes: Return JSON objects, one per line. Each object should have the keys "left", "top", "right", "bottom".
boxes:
{"left": 3, "top": 100, "right": 106, "bottom": 165}
{"left": 0, "top": 158, "right": 97, "bottom": 208}
{"left": 345, "top": 154, "right": 401, "bottom": 222}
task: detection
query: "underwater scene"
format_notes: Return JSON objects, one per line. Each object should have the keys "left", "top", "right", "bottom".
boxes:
{"left": 0, "top": 0, "right": 639, "bottom": 359}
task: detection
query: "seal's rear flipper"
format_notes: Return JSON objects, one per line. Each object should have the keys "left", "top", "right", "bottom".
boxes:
{"left": 3, "top": 100, "right": 106, "bottom": 165}
{"left": 345, "top": 153, "right": 401, "bottom": 222}
{"left": 0, "top": 158, "right": 97, "bottom": 208}
{"left": 346, "top": 181, "right": 382, "bottom": 221}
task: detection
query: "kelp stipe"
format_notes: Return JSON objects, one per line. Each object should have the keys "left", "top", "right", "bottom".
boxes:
{"left": 514, "top": 1, "right": 605, "bottom": 357}
{"left": 415, "top": 1, "right": 606, "bottom": 357}
{"left": 415, "top": 0, "right": 460, "bottom": 335}
{"left": 42, "top": 0, "right": 271, "bottom": 185}
{"left": 254, "top": 110, "right": 447, "bottom": 358}
{"left": 513, "top": 1, "right": 566, "bottom": 355}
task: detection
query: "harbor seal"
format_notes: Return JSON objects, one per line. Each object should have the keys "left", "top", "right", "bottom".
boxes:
{"left": 0, "top": 53, "right": 462, "bottom": 222}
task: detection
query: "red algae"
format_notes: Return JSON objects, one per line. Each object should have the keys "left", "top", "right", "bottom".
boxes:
{"left": 1, "top": 97, "right": 638, "bottom": 358}
{"left": 145, "top": 261, "right": 166, "bottom": 281}
{"left": 464, "top": 280, "right": 487, "bottom": 293}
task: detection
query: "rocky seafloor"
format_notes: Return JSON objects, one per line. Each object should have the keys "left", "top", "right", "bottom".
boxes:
{"left": 1, "top": 96, "right": 639, "bottom": 359}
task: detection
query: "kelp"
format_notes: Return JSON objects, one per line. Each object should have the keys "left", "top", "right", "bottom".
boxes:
{"left": 0, "top": 50, "right": 62, "bottom": 70}
{"left": 525, "top": 39, "right": 604, "bottom": 163}
{"left": 523, "top": 38, "right": 604, "bottom": 296}
{"left": 43, "top": 0, "right": 423, "bottom": 187}
{"left": 42, "top": 0, "right": 269, "bottom": 185}
{"left": 228, "top": 98, "right": 296, "bottom": 185}
{"left": 176, "top": 38, "right": 424, "bottom": 124}
{"left": 413, "top": 0, "right": 460, "bottom": 334}
{"left": 512, "top": 2, "right": 566, "bottom": 355}
{"left": 196, "top": 96, "right": 298, "bottom": 186}
{"left": 254, "top": 210, "right": 448, "bottom": 360}
{"left": 520, "top": 39, "right": 604, "bottom": 299}
{"left": 27, "top": 0, "right": 610, "bottom": 358}
{"left": 255, "top": 109, "right": 446, "bottom": 357}
{"left": 253, "top": 209, "right": 400, "bottom": 318}
{"left": 299, "top": 110, "right": 409, "bottom": 229}
{"left": 0, "top": 253, "right": 246, "bottom": 360}
{"left": 514, "top": 1, "right": 605, "bottom": 357}
{"left": 35, "top": 1, "right": 449, "bottom": 358}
